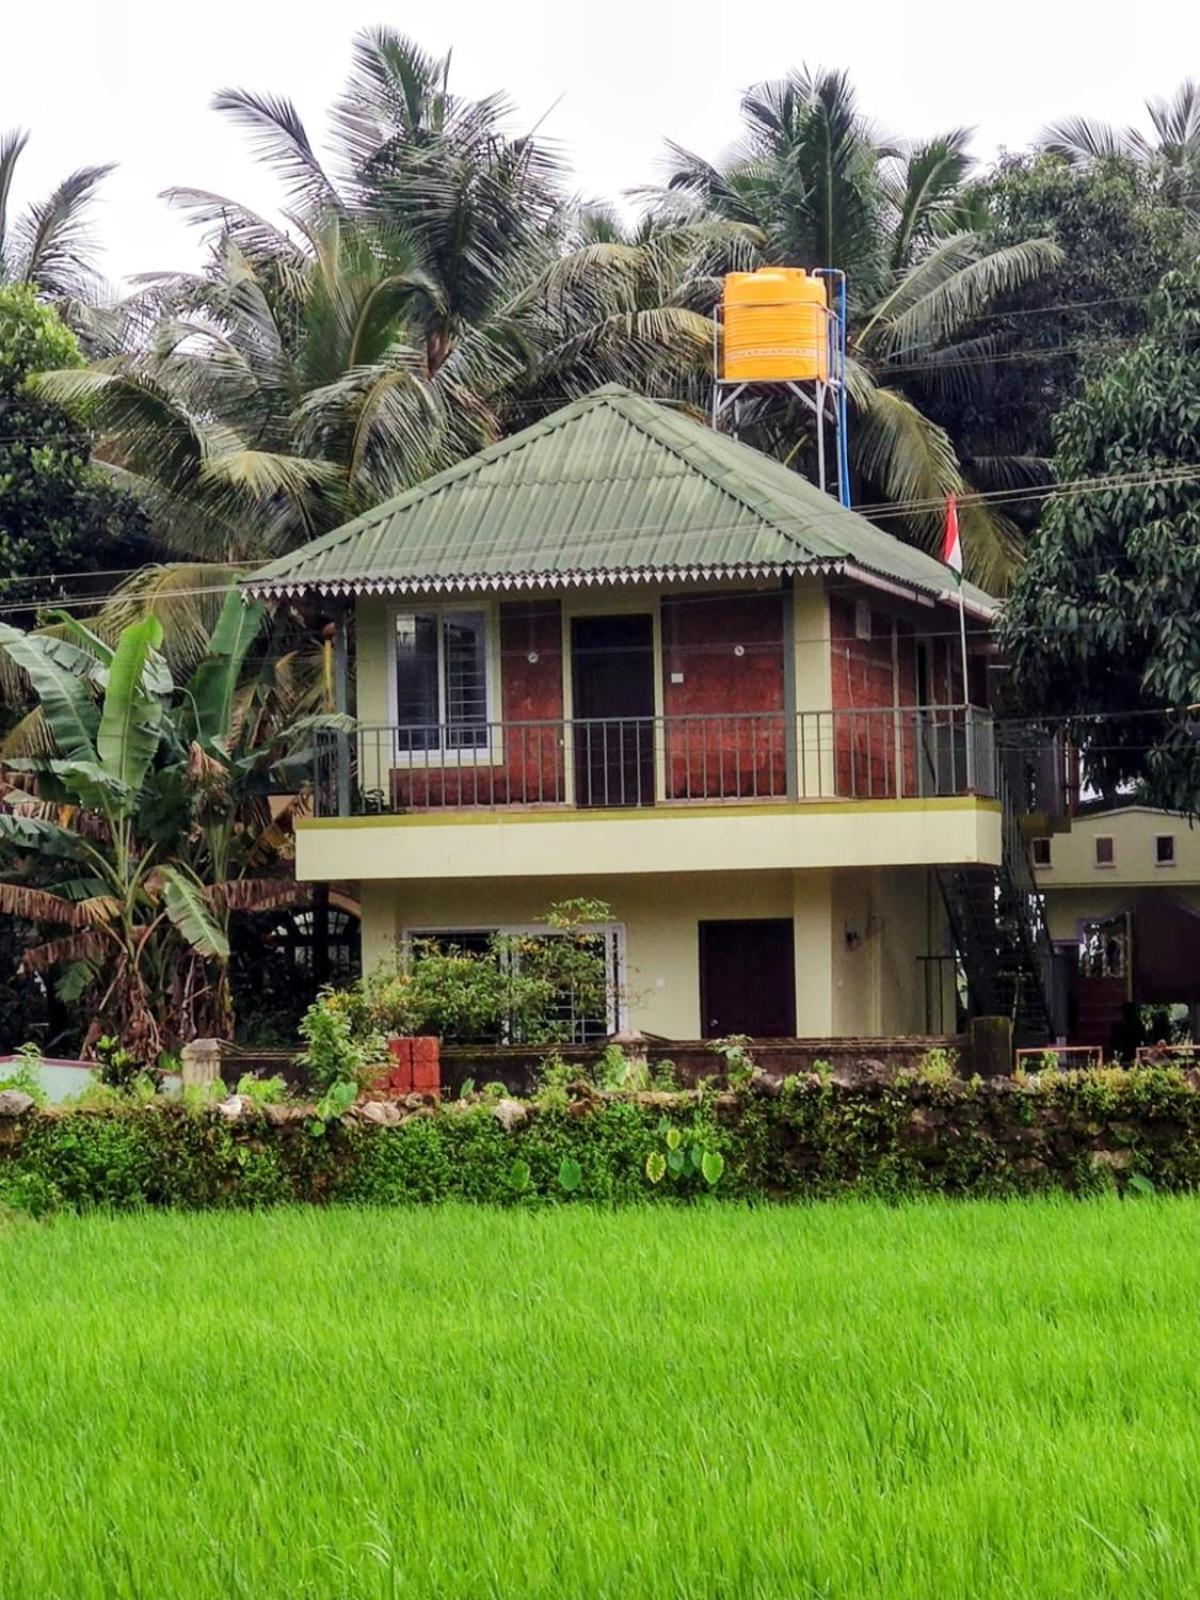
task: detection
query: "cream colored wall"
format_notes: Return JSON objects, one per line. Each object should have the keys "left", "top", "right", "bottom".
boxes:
{"left": 362, "top": 869, "right": 792, "bottom": 1037}
{"left": 356, "top": 598, "right": 390, "bottom": 725}
{"left": 1043, "top": 883, "right": 1200, "bottom": 944}
{"left": 297, "top": 798, "right": 1001, "bottom": 883}
{"left": 355, "top": 864, "right": 945, "bottom": 1039}
{"left": 792, "top": 577, "right": 833, "bottom": 792}
{"left": 1035, "top": 808, "right": 1200, "bottom": 890}
{"left": 829, "top": 867, "right": 949, "bottom": 1035}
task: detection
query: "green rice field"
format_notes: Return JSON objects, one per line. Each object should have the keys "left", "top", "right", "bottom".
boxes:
{"left": 4, "top": 1199, "right": 1200, "bottom": 1598}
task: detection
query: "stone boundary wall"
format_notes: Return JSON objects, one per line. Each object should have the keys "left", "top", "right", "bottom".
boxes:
{"left": 1, "top": 1062, "right": 1196, "bottom": 1211}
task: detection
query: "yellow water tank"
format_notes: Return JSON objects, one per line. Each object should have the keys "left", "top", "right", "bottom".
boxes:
{"left": 722, "top": 268, "right": 830, "bottom": 382}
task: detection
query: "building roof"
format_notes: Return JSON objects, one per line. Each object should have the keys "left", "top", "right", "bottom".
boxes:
{"left": 244, "top": 384, "right": 995, "bottom": 617}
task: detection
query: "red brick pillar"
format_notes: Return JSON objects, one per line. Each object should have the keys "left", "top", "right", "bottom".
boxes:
{"left": 378, "top": 1036, "right": 441, "bottom": 1096}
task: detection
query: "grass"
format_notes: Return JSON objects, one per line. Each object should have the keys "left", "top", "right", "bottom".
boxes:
{"left": 3, "top": 1199, "right": 1200, "bottom": 1598}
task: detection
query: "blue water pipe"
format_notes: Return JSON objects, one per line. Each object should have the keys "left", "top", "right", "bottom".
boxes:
{"left": 816, "top": 268, "right": 851, "bottom": 508}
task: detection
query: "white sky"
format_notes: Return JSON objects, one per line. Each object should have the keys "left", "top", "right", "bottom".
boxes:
{"left": 2, "top": 0, "right": 1197, "bottom": 289}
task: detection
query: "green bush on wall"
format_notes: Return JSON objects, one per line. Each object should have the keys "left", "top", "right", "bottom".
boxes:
{"left": 6, "top": 1065, "right": 1200, "bottom": 1214}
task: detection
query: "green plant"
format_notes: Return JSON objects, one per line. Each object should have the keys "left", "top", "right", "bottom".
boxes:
{"left": 595, "top": 1044, "right": 650, "bottom": 1092}
{"left": 533, "top": 1054, "right": 575, "bottom": 1112}
{"left": 916, "top": 1046, "right": 960, "bottom": 1086}
{"left": 236, "top": 1073, "right": 289, "bottom": 1106}
{"left": 0, "top": 591, "right": 338, "bottom": 1059}
{"left": 95, "top": 1034, "right": 158, "bottom": 1094}
{"left": 298, "top": 993, "right": 380, "bottom": 1093}
{"left": 643, "top": 1115, "right": 725, "bottom": 1192}
{"left": 712, "top": 1035, "right": 756, "bottom": 1089}
{"left": 650, "top": 1057, "right": 679, "bottom": 1091}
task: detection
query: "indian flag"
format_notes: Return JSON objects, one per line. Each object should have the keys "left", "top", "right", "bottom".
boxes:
{"left": 942, "top": 494, "right": 963, "bottom": 579}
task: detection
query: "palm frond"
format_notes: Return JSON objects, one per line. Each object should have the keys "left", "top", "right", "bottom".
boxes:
{"left": 884, "top": 130, "right": 975, "bottom": 270}
{"left": 852, "top": 382, "right": 961, "bottom": 549}
{"left": 211, "top": 89, "right": 343, "bottom": 217}
{"left": 210, "top": 878, "right": 305, "bottom": 913}
{"left": 1039, "top": 116, "right": 1150, "bottom": 165}
{"left": 10, "top": 162, "right": 114, "bottom": 298}
{"left": 94, "top": 566, "right": 246, "bottom": 678}
{"left": 0, "top": 127, "right": 31, "bottom": 269}
{"left": 863, "top": 235, "right": 1063, "bottom": 358}
{"left": 1147, "top": 79, "right": 1200, "bottom": 150}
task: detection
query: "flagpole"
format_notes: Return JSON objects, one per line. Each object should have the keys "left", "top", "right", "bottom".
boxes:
{"left": 956, "top": 572, "right": 969, "bottom": 711}
{"left": 942, "top": 494, "right": 974, "bottom": 791}
{"left": 957, "top": 570, "right": 974, "bottom": 792}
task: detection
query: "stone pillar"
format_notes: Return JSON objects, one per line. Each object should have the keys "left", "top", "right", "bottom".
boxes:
{"left": 969, "top": 1016, "right": 1013, "bottom": 1079}
{"left": 181, "top": 1038, "right": 223, "bottom": 1088}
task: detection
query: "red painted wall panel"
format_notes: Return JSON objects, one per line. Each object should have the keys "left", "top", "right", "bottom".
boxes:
{"left": 391, "top": 601, "right": 565, "bottom": 808}
{"left": 661, "top": 591, "right": 786, "bottom": 799}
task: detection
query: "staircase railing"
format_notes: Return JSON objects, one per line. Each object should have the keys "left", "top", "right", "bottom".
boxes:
{"left": 995, "top": 751, "right": 1060, "bottom": 1039}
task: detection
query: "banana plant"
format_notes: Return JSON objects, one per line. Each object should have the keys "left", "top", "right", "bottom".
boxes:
{"left": 0, "top": 587, "right": 338, "bottom": 1059}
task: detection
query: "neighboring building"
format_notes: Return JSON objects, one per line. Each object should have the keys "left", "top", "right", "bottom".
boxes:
{"left": 1033, "top": 806, "right": 1200, "bottom": 1049}
{"left": 247, "top": 385, "right": 1049, "bottom": 1042}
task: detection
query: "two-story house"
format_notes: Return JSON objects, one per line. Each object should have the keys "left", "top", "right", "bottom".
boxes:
{"left": 247, "top": 385, "right": 1025, "bottom": 1042}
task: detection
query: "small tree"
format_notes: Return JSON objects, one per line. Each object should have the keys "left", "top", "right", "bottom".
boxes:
{"left": 1000, "top": 263, "right": 1200, "bottom": 808}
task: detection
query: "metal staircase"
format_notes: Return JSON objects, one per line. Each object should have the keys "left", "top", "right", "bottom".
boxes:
{"left": 938, "top": 747, "right": 1060, "bottom": 1047}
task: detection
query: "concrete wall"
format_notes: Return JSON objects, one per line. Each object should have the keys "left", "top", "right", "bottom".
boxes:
{"left": 356, "top": 865, "right": 949, "bottom": 1040}
{"left": 297, "top": 798, "right": 1003, "bottom": 883}
{"left": 1036, "top": 807, "right": 1200, "bottom": 892}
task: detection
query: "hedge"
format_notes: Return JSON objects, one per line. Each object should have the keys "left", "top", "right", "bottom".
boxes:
{"left": 5, "top": 1065, "right": 1200, "bottom": 1214}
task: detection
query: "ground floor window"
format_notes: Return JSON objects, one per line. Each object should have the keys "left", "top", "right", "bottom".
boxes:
{"left": 403, "top": 923, "right": 626, "bottom": 1043}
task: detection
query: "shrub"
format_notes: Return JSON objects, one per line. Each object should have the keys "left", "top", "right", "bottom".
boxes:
{"left": 319, "top": 900, "right": 618, "bottom": 1049}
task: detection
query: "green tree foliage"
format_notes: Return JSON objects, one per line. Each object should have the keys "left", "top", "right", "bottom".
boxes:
{"left": 0, "top": 285, "right": 149, "bottom": 584}
{"left": 999, "top": 264, "right": 1200, "bottom": 808}
{"left": 943, "top": 154, "right": 1192, "bottom": 480}
{"left": 0, "top": 588, "right": 336, "bottom": 1057}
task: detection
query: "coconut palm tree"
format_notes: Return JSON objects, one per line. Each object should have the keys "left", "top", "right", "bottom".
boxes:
{"left": 0, "top": 590, "right": 330, "bottom": 1058}
{"left": 645, "top": 69, "right": 1063, "bottom": 586}
{"left": 36, "top": 29, "right": 725, "bottom": 572}
{"left": 0, "top": 129, "right": 112, "bottom": 300}
{"left": 1042, "top": 80, "right": 1200, "bottom": 209}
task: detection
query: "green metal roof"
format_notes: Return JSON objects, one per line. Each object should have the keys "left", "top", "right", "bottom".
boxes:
{"left": 245, "top": 385, "right": 995, "bottom": 617}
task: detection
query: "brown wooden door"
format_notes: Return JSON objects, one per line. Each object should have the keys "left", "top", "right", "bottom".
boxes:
{"left": 699, "top": 919, "right": 796, "bottom": 1038}
{"left": 571, "top": 615, "right": 655, "bottom": 807}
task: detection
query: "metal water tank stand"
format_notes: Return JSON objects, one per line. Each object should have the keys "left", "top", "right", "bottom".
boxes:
{"left": 710, "top": 266, "right": 850, "bottom": 509}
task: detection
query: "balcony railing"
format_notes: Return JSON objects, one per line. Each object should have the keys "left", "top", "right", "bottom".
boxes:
{"left": 312, "top": 706, "right": 996, "bottom": 818}
{"left": 312, "top": 707, "right": 998, "bottom": 819}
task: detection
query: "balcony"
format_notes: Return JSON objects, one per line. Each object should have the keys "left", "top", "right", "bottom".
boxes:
{"left": 312, "top": 705, "right": 997, "bottom": 818}
{"left": 297, "top": 708, "right": 1003, "bottom": 883}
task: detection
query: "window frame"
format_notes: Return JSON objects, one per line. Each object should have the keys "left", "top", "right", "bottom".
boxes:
{"left": 401, "top": 920, "right": 628, "bottom": 1038}
{"left": 1094, "top": 834, "right": 1115, "bottom": 868}
{"left": 386, "top": 601, "right": 501, "bottom": 766}
{"left": 1031, "top": 836, "right": 1052, "bottom": 869}
{"left": 1156, "top": 833, "right": 1177, "bottom": 867}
